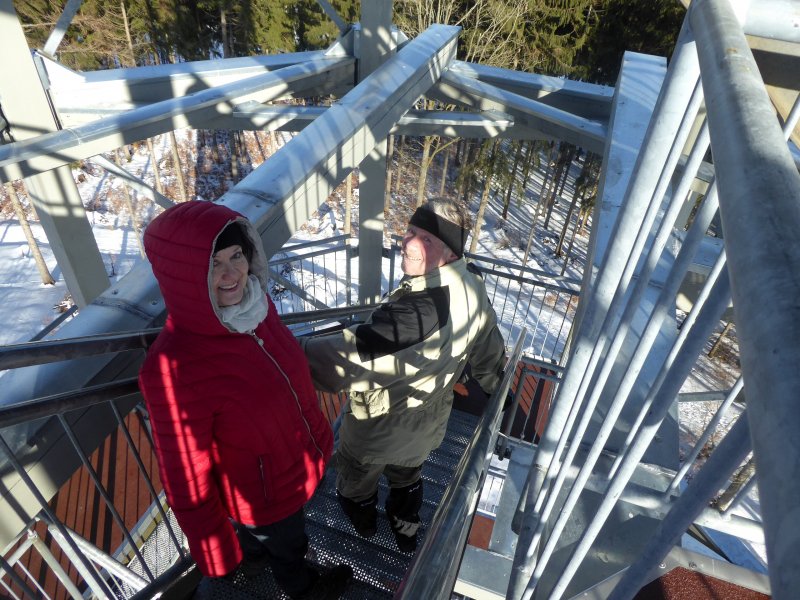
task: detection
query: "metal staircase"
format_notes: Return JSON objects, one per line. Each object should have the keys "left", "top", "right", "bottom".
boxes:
{"left": 193, "top": 409, "right": 480, "bottom": 599}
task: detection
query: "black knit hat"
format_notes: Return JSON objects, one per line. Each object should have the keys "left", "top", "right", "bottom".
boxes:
{"left": 214, "top": 222, "right": 253, "bottom": 261}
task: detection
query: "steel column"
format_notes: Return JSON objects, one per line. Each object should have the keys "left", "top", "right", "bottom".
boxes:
{"left": 0, "top": 0, "right": 108, "bottom": 307}
{"left": 691, "top": 0, "right": 800, "bottom": 596}
{"left": 357, "top": 0, "right": 395, "bottom": 303}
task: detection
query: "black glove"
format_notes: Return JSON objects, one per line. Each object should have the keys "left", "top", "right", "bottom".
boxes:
{"left": 502, "top": 390, "right": 514, "bottom": 412}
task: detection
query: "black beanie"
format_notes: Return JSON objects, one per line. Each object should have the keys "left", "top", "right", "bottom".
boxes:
{"left": 214, "top": 222, "right": 253, "bottom": 261}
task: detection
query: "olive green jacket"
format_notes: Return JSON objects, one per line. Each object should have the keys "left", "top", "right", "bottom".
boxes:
{"left": 303, "top": 258, "right": 505, "bottom": 466}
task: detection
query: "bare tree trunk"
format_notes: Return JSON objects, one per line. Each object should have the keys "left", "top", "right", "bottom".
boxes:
{"left": 556, "top": 153, "right": 592, "bottom": 256}
{"left": 394, "top": 136, "right": 405, "bottom": 195}
{"left": 556, "top": 147, "right": 576, "bottom": 197}
{"left": 416, "top": 134, "right": 435, "bottom": 207}
{"left": 470, "top": 176, "right": 492, "bottom": 255}
{"left": 5, "top": 182, "right": 55, "bottom": 285}
{"left": 169, "top": 131, "right": 187, "bottom": 202}
{"left": 521, "top": 141, "right": 536, "bottom": 190}
{"left": 534, "top": 172, "right": 553, "bottom": 224}
{"left": 458, "top": 139, "right": 478, "bottom": 202}
{"left": 578, "top": 205, "right": 590, "bottom": 235}
{"left": 716, "top": 455, "right": 756, "bottom": 512}
{"left": 469, "top": 140, "right": 498, "bottom": 254}
{"left": 385, "top": 135, "right": 395, "bottom": 202}
{"left": 115, "top": 149, "right": 146, "bottom": 257}
{"left": 230, "top": 131, "right": 240, "bottom": 182}
{"left": 559, "top": 211, "right": 581, "bottom": 276}
{"left": 385, "top": 170, "right": 393, "bottom": 213}
{"left": 439, "top": 142, "right": 450, "bottom": 197}
{"left": 555, "top": 189, "right": 581, "bottom": 257}
{"left": 252, "top": 131, "right": 265, "bottom": 161}
{"left": 240, "top": 131, "right": 252, "bottom": 167}
{"left": 709, "top": 321, "right": 734, "bottom": 358}
{"left": 502, "top": 141, "right": 523, "bottom": 219}
{"left": 344, "top": 171, "right": 353, "bottom": 236}
{"left": 220, "top": 8, "right": 230, "bottom": 58}
{"left": 120, "top": 1, "right": 136, "bottom": 67}
{"left": 211, "top": 130, "right": 221, "bottom": 163}
{"left": 146, "top": 137, "right": 164, "bottom": 194}
{"left": 544, "top": 147, "right": 572, "bottom": 229}
{"left": 535, "top": 144, "right": 559, "bottom": 224}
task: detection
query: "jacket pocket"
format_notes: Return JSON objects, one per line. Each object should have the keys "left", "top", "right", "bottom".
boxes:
{"left": 350, "top": 389, "right": 391, "bottom": 419}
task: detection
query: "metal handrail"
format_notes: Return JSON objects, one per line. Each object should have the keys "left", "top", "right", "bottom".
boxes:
{"left": 471, "top": 263, "right": 582, "bottom": 296}
{"left": 395, "top": 329, "right": 526, "bottom": 600}
{"left": 0, "top": 305, "right": 377, "bottom": 372}
{"left": 0, "top": 378, "right": 140, "bottom": 429}
{"left": 389, "top": 234, "right": 583, "bottom": 287}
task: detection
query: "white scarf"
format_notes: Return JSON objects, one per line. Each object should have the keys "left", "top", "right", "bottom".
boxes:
{"left": 219, "top": 274, "right": 269, "bottom": 333}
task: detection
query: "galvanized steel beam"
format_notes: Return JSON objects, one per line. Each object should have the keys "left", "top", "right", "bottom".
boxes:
{"left": 42, "top": 50, "right": 353, "bottom": 110}
{"left": 446, "top": 61, "right": 614, "bottom": 121}
{"left": 691, "top": 0, "right": 800, "bottom": 596}
{"left": 220, "top": 23, "right": 460, "bottom": 257}
{"left": 0, "top": 57, "right": 355, "bottom": 181}
{"left": 434, "top": 70, "right": 607, "bottom": 154}
{"left": 42, "top": 0, "right": 84, "bottom": 57}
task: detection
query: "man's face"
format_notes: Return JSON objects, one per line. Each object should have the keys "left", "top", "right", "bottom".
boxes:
{"left": 401, "top": 224, "right": 452, "bottom": 276}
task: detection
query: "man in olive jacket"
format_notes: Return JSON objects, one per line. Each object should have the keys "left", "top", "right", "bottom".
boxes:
{"left": 303, "top": 197, "right": 506, "bottom": 552}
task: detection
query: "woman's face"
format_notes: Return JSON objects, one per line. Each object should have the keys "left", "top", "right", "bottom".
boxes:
{"left": 212, "top": 245, "right": 249, "bottom": 307}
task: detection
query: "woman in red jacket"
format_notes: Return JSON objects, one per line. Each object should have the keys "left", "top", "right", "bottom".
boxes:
{"left": 138, "top": 200, "right": 351, "bottom": 598}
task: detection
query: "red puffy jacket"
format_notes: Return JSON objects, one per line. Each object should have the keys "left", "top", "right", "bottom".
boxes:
{"left": 138, "top": 201, "right": 332, "bottom": 577}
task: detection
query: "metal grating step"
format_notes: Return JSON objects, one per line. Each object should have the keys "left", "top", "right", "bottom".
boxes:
{"left": 192, "top": 409, "right": 479, "bottom": 599}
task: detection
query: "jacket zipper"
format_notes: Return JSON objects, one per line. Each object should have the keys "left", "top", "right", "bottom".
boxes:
{"left": 258, "top": 456, "right": 268, "bottom": 502}
{"left": 249, "top": 332, "right": 326, "bottom": 462}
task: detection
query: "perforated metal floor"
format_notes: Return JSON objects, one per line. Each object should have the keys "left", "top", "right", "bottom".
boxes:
{"left": 193, "top": 409, "right": 479, "bottom": 599}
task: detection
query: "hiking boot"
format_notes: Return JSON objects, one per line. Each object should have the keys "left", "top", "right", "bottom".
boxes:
{"left": 238, "top": 551, "right": 271, "bottom": 579}
{"left": 292, "top": 564, "right": 353, "bottom": 600}
{"left": 386, "top": 512, "right": 419, "bottom": 553}
{"left": 386, "top": 480, "right": 423, "bottom": 553}
{"left": 337, "top": 491, "right": 378, "bottom": 538}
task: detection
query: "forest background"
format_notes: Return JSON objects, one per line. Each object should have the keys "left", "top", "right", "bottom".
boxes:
{"left": 12, "top": 0, "right": 684, "bottom": 83}
{"left": 3, "top": 0, "right": 687, "bottom": 278}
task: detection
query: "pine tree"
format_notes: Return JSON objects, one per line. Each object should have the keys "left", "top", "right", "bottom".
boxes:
{"left": 250, "top": 0, "right": 295, "bottom": 54}
{"left": 575, "top": 0, "right": 685, "bottom": 84}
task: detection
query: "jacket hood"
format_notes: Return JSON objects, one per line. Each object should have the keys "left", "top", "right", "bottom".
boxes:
{"left": 144, "top": 201, "right": 269, "bottom": 335}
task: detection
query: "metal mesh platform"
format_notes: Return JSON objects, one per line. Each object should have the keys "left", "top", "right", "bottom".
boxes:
{"left": 193, "top": 409, "right": 479, "bottom": 599}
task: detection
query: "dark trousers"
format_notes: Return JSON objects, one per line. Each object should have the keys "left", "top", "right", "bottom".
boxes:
{"left": 235, "top": 509, "right": 312, "bottom": 597}
{"left": 335, "top": 444, "right": 422, "bottom": 502}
